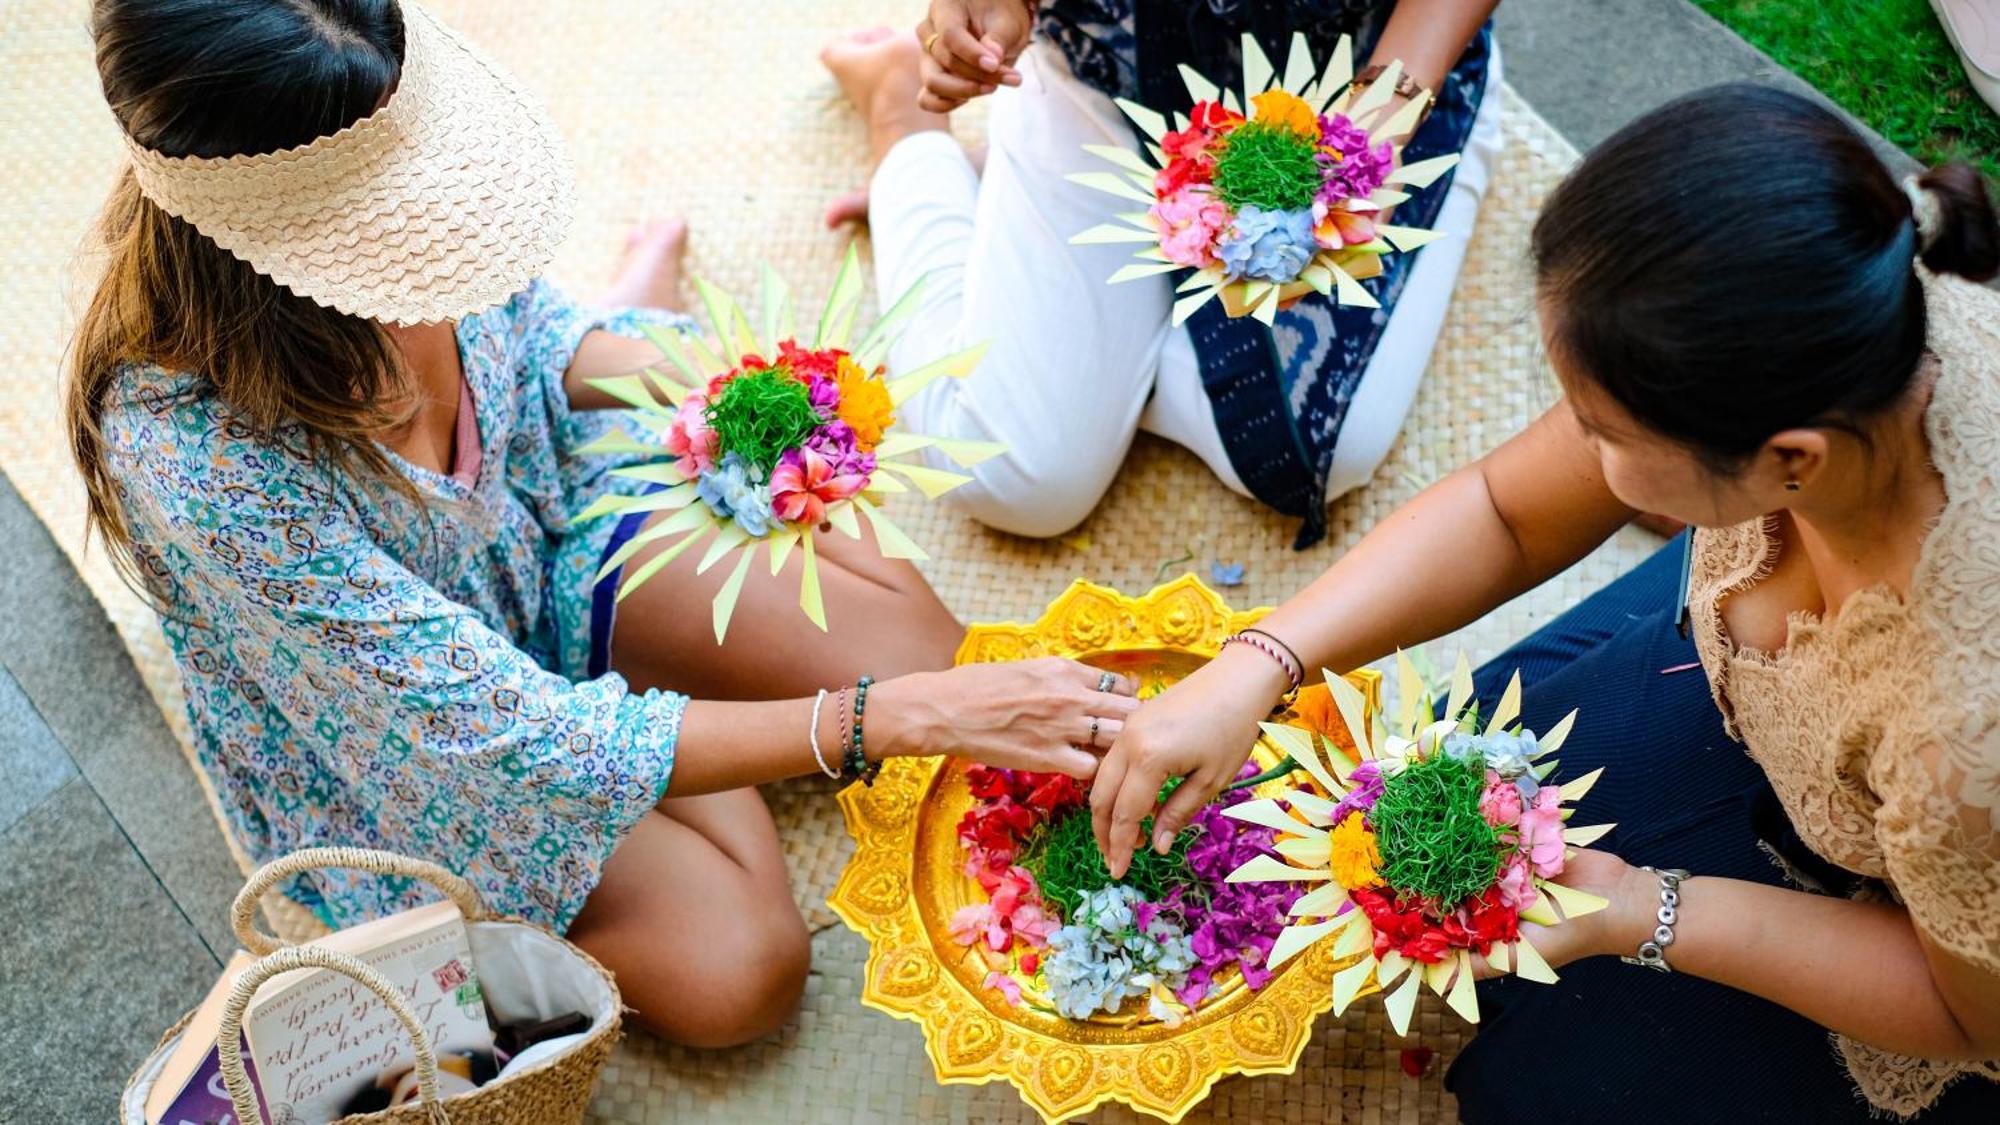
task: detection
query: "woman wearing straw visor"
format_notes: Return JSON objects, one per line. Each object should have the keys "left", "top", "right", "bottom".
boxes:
{"left": 1091, "top": 86, "right": 2000, "bottom": 1121}
{"left": 68, "top": 0, "right": 1138, "bottom": 1047}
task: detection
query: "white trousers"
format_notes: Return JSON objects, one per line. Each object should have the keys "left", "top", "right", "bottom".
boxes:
{"left": 870, "top": 42, "right": 1503, "bottom": 538}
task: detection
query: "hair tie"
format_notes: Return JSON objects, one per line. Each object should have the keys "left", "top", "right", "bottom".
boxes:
{"left": 1903, "top": 176, "right": 1943, "bottom": 252}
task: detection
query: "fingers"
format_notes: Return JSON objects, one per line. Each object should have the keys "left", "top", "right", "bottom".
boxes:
{"left": 1149, "top": 766, "right": 1218, "bottom": 854}
{"left": 1089, "top": 743, "right": 1130, "bottom": 863}
{"left": 1044, "top": 745, "right": 1102, "bottom": 780}
{"left": 1068, "top": 662, "right": 1138, "bottom": 697}
{"left": 932, "top": 23, "right": 1014, "bottom": 85}
{"left": 1102, "top": 750, "right": 1166, "bottom": 879}
{"left": 918, "top": 55, "right": 991, "bottom": 109}
{"left": 916, "top": 87, "right": 967, "bottom": 115}
{"left": 1083, "top": 715, "right": 1124, "bottom": 750}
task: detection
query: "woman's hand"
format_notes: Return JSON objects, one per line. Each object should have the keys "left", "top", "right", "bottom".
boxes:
{"left": 1090, "top": 645, "right": 1294, "bottom": 877}
{"left": 1476, "top": 849, "right": 1650, "bottom": 976}
{"left": 869, "top": 657, "right": 1138, "bottom": 777}
{"left": 916, "top": 0, "right": 1035, "bottom": 113}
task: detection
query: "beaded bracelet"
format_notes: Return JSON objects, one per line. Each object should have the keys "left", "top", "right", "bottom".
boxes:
{"left": 1223, "top": 631, "right": 1303, "bottom": 695}
{"left": 842, "top": 675, "right": 881, "bottom": 786}
{"left": 807, "top": 689, "right": 839, "bottom": 780}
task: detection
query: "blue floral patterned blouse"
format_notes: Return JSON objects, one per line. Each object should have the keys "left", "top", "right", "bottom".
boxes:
{"left": 103, "top": 280, "right": 692, "bottom": 933}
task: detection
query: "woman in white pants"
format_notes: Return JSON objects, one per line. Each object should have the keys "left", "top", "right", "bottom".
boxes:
{"left": 825, "top": 1, "right": 1501, "bottom": 545}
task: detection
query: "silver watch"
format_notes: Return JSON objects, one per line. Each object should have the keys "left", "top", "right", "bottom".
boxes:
{"left": 1619, "top": 867, "right": 1691, "bottom": 973}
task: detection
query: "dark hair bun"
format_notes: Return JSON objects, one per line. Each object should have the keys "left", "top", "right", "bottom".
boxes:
{"left": 1917, "top": 163, "right": 1999, "bottom": 281}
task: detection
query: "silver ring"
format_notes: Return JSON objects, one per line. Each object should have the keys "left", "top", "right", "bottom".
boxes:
{"left": 1096, "top": 671, "right": 1117, "bottom": 693}
{"left": 1090, "top": 717, "right": 1100, "bottom": 744}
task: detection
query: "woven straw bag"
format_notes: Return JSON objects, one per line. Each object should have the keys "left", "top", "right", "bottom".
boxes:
{"left": 121, "top": 848, "right": 623, "bottom": 1124}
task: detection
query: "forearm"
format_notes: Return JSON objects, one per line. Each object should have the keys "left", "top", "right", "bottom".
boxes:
{"left": 662, "top": 676, "right": 942, "bottom": 796}
{"left": 1605, "top": 871, "right": 1996, "bottom": 1059}
{"left": 1256, "top": 466, "right": 1540, "bottom": 681}
{"left": 1365, "top": 0, "right": 1496, "bottom": 94}
{"left": 565, "top": 330, "right": 670, "bottom": 411}
{"left": 1254, "top": 406, "right": 1630, "bottom": 683}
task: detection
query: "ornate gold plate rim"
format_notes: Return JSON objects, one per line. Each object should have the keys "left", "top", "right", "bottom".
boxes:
{"left": 829, "top": 577, "right": 1381, "bottom": 1123}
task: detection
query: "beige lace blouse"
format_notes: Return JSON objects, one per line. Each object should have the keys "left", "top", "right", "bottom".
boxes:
{"left": 1687, "top": 274, "right": 2000, "bottom": 1115}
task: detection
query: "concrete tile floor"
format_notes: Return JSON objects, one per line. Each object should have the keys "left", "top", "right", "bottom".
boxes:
{"left": 0, "top": 2, "right": 1923, "bottom": 1119}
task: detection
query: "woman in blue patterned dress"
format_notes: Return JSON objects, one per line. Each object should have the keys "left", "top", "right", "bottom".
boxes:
{"left": 823, "top": 0, "right": 1498, "bottom": 546}
{"left": 66, "top": 0, "right": 1139, "bottom": 1047}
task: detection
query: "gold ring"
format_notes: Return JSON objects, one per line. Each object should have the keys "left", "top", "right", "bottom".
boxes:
{"left": 923, "top": 31, "right": 942, "bottom": 53}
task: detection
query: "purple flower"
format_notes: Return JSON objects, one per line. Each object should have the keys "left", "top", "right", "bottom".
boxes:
{"left": 805, "top": 421, "right": 877, "bottom": 480}
{"left": 1167, "top": 761, "right": 1305, "bottom": 1005}
{"left": 805, "top": 373, "right": 841, "bottom": 416}
{"left": 1316, "top": 113, "right": 1394, "bottom": 204}
{"left": 1330, "top": 760, "right": 1383, "bottom": 824}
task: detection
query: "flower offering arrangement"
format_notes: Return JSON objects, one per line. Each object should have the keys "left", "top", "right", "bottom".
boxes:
{"left": 572, "top": 247, "right": 1003, "bottom": 641}
{"left": 1068, "top": 32, "right": 1461, "bottom": 323}
{"left": 949, "top": 758, "right": 1306, "bottom": 1027}
{"left": 1226, "top": 652, "right": 1615, "bottom": 1034}
{"left": 829, "top": 578, "right": 1381, "bottom": 1124}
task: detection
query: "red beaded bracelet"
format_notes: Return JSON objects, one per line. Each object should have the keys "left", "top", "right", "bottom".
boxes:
{"left": 1223, "top": 631, "right": 1303, "bottom": 695}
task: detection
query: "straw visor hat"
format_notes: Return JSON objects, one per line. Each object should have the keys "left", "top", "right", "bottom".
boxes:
{"left": 120, "top": 2, "right": 574, "bottom": 326}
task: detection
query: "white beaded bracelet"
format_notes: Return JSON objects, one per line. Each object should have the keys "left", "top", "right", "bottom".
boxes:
{"left": 808, "top": 689, "right": 840, "bottom": 779}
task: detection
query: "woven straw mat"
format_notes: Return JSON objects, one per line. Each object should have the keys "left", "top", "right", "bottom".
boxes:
{"left": 1, "top": 1, "right": 1656, "bottom": 1120}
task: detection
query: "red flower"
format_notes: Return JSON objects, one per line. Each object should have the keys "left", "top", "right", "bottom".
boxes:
{"left": 1189, "top": 100, "right": 1245, "bottom": 133}
{"left": 1153, "top": 155, "right": 1213, "bottom": 197}
{"left": 778, "top": 339, "right": 843, "bottom": 381}
{"left": 958, "top": 799, "right": 1036, "bottom": 863}
{"left": 1160, "top": 101, "right": 1241, "bottom": 168}
{"left": 1023, "top": 773, "right": 1085, "bottom": 816}
{"left": 1461, "top": 887, "right": 1521, "bottom": 952}
{"left": 965, "top": 765, "right": 1015, "bottom": 801}
{"left": 1352, "top": 887, "right": 1454, "bottom": 964}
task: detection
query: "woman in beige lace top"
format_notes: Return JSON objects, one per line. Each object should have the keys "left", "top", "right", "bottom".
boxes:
{"left": 1090, "top": 85, "right": 2000, "bottom": 1120}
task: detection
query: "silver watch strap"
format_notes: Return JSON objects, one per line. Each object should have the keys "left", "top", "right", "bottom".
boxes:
{"left": 1619, "top": 866, "right": 1691, "bottom": 973}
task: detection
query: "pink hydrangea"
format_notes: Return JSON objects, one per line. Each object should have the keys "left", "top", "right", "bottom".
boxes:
{"left": 663, "top": 393, "right": 719, "bottom": 475}
{"left": 1516, "top": 787, "right": 1568, "bottom": 878}
{"left": 1150, "top": 186, "right": 1231, "bottom": 269}
{"left": 1479, "top": 773, "right": 1524, "bottom": 828}
{"left": 1495, "top": 852, "right": 1538, "bottom": 911}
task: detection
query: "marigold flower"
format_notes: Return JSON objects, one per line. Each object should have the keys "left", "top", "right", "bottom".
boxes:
{"left": 1326, "top": 811, "right": 1383, "bottom": 890}
{"left": 832, "top": 356, "right": 895, "bottom": 450}
{"left": 1251, "top": 89, "right": 1320, "bottom": 136}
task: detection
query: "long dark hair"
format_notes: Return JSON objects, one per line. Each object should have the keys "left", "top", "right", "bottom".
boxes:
{"left": 1532, "top": 84, "right": 1999, "bottom": 466}
{"left": 69, "top": 0, "right": 412, "bottom": 593}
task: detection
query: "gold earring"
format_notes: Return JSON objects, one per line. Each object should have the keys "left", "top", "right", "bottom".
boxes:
{"left": 1784, "top": 479, "right": 1801, "bottom": 492}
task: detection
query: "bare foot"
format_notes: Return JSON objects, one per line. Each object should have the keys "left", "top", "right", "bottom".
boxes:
{"left": 599, "top": 218, "right": 688, "bottom": 311}
{"left": 821, "top": 27, "right": 948, "bottom": 165}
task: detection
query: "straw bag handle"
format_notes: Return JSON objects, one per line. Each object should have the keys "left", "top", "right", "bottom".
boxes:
{"left": 233, "top": 847, "right": 489, "bottom": 955}
{"left": 216, "top": 944, "right": 451, "bottom": 1125}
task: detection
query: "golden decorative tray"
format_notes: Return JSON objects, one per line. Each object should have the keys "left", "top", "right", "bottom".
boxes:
{"left": 829, "top": 577, "right": 1381, "bottom": 1122}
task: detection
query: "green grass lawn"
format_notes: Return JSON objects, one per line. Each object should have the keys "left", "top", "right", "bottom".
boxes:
{"left": 1693, "top": 0, "right": 2000, "bottom": 185}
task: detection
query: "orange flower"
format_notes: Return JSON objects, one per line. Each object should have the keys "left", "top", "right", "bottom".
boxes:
{"left": 1292, "top": 683, "right": 1362, "bottom": 763}
{"left": 833, "top": 356, "right": 896, "bottom": 450}
{"left": 1327, "top": 812, "right": 1383, "bottom": 890}
{"left": 1250, "top": 89, "right": 1319, "bottom": 137}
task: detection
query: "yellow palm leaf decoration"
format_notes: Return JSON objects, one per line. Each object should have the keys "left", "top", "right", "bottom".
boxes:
{"left": 1226, "top": 651, "right": 1614, "bottom": 1034}
{"left": 572, "top": 246, "right": 1001, "bottom": 642}
{"left": 1069, "top": 31, "right": 1460, "bottom": 324}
